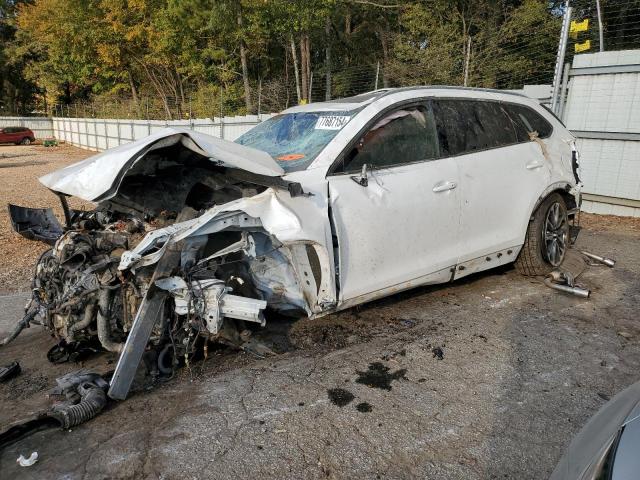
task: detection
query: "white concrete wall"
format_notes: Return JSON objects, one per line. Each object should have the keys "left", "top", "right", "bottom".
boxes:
{"left": 563, "top": 49, "right": 640, "bottom": 217}
{"left": 0, "top": 116, "right": 54, "bottom": 138}
{"left": 51, "top": 114, "right": 276, "bottom": 152}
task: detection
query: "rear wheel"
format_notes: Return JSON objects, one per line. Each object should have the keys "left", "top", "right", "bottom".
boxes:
{"left": 20, "top": 137, "right": 32, "bottom": 145}
{"left": 515, "top": 193, "right": 569, "bottom": 276}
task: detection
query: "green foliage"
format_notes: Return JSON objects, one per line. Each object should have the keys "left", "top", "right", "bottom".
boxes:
{"left": 0, "top": 0, "right": 569, "bottom": 116}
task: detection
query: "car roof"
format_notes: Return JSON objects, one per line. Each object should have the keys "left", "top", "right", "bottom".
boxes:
{"left": 282, "top": 86, "right": 532, "bottom": 114}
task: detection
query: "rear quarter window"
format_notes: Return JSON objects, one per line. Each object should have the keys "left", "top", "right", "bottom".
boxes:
{"left": 504, "top": 104, "right": 553, "bottom": 140}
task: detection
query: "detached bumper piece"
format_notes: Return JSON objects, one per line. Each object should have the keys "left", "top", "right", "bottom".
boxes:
{"left": 8, "top": 204, "right": 63, "bottom": 245}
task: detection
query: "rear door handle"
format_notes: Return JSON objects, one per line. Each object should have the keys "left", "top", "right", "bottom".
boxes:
{"left": 432, "top": 181, "right": 457, "bottom": 192}
{"left": 526, "top": 161, "right": 544, "bottom": 170}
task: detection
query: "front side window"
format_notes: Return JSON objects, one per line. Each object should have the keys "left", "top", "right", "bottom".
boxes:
{"left": 338, "top": 104, "right": 439, "bottom": 173}
{"left": 235, "top": 111, "right": 358, "bottom": 173}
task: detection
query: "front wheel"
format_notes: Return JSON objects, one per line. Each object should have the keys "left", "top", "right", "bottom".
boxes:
{"left": 515, "top": 193, "right": 569, "bottom": 276}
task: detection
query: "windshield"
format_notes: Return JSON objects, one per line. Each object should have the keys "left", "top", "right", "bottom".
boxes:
{"left": 235, "top": 111, "right": 358, "bottom": 172}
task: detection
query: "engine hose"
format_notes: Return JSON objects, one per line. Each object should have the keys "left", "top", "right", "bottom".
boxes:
{"left": 0, "top": 306, "right": 38, "bottom": 347}
{"left": 66, "top": 301, "right": 97, "bottom": 342}
{"left": 157, "top": 344, "right": 174, "bottom": 375}
{"left": 96, "top": 289, "right": 125, "bottom": 353}
{"left": 49, "top": 384, "right": 107, "bottom": 429}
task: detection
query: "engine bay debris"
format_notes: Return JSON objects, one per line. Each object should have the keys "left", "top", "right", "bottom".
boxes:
{"left": 2, "top": 128, "right": 336, "bottom": 402}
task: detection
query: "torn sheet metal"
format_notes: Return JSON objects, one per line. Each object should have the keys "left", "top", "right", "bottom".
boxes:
{"left": 38, "top": 128, "right": 284, "bottom": 201}
{"left": 117, "top": 188, "right": 336, "bottom": 313}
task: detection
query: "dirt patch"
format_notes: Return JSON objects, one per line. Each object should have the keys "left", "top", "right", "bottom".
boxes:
{"left": 580, "top": 212, "right": 640, "bottom": 233}
{"left": 0, "top": 161, "right": 49, "bottom": 169}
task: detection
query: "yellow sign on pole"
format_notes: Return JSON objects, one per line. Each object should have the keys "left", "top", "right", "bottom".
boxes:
{"left": 570, "top": 19, "right": 589, "bottom": 34}
{"left": 575, "top": 40, "right": 591, "bottom": 53}
{"left": 570, "top": 18, "right": 589, "bottom": 39}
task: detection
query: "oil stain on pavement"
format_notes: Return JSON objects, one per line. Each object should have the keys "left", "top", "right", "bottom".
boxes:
{"left": 355, "top": 362, "right": 407, "bottom": 390}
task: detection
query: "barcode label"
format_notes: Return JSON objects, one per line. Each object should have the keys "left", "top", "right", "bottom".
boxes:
{"left": 314, "top": 115, "right": 351, "bottom": 130}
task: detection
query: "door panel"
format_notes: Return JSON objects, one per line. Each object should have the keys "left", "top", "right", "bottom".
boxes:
{"left": 328, "top": 159, "right": 461, "bottom": 303}
{"left": 454, "top": 142, "right": 550, "bottom": 266}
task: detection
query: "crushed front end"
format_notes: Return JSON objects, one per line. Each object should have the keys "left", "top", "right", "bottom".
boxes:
{"left": 5, "top": 128, "right": 336, "bottom": 400}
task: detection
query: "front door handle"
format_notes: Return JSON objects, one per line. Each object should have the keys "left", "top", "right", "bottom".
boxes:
{"left": 526, "top": 161, "right": 544, "bottom": 170}
{"left": 432, "top": 181, "right": 457, "bottom": 192}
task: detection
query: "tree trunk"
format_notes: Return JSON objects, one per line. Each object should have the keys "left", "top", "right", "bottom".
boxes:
{"left": 238, "top": 8, "right": 253, "bottom": 113}
{"left": 290, "top": 35, "right": 301, "bottom": 104}
{"left": 325, "top": 17, "right": 331, "bottom": 101}
{"left": 300, "top": 36, "right": 308, "bottom": 102}
{"left": 127, "top": 69, "right": 138, "bottom": 110}
{"left": 463, "top": 36, "right": 471, "bottom": 87}
{"left": 377, "top": 27, "right": 390, "bottom": 88}
{"left": 304, "top": 35, "right": 311, "bottom": 100}
{"left": 285, "top": 41, "right": 291, "bottom": 108}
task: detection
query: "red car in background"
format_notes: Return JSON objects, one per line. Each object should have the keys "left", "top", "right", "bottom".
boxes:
{"left": 0, "top": 126, "right": 35, "bottom": 145}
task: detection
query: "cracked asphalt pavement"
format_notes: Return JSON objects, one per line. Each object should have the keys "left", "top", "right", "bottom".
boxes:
{"left": 1, "top": 215, "right": 639, "bottom": 477}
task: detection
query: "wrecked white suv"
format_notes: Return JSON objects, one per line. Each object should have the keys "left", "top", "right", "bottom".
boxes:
{"left": 6, "top": 87, "right": 581, "bottom": 399}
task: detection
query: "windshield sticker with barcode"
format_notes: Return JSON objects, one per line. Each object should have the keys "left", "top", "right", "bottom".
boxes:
{"left": 315, "top": 115, "right": 351, "bottom": 130}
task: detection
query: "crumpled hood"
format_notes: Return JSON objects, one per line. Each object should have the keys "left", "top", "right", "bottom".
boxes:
{"left": 39, "top": 127, "right": 284, "bottom": 201}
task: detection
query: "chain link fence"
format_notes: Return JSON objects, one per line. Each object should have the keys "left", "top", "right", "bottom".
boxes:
{"left": 3, "top": 0, "right": 639, "bottom": 120}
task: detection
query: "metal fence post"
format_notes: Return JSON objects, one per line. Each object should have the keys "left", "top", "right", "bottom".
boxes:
{"left": 558, "top": 62, "right": 570, "bottom": 122}
{"left": 596, "top": 0, "right": 604, "bottom": 52}
{"left": 551, "top": 3, "right": 572, "bottom": 114}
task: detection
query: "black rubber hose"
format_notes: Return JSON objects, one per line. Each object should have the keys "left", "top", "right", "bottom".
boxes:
{"left": 0, "top": 307, "right": 37, "bottom": 347}
{"left": 49, "top": 383, "right": 107, "bottom": 429}
{"left": 157, "top": 344, "right": 173, "bottom": 375}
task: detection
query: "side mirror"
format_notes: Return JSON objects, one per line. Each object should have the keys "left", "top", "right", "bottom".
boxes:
{"left": 350, "top": 164, "right": 368, "bottom": 187}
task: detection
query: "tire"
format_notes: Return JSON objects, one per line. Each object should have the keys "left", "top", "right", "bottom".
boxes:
{"left": 515, "top": 193, "right": 569, "bottom": 276}
{"left": 20, "top": 137, "right": 32, "bottom": 145}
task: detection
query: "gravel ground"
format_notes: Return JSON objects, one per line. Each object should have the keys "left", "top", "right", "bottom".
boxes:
{"left": 0, "top": 144, "right": 93, "bottom": 293}
{"left": 0, "top": 145, "right": 639, "bottom": 479}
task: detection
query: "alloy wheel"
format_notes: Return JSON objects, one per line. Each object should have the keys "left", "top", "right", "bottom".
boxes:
{"left": 542, "top": 201, "right": 568, "bottom": 267}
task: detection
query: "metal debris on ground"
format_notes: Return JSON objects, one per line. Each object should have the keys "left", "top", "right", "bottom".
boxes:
{"left": 542, "top": 247, "right": 616, "bottom": 298}
{"left": 432, "top": 347, "right": 445, "bottom": 360}
{"left": 580, "top": 250, "right": 616, "bottom": 267}
{"left": 0, "top": 361, "right": 21, "bottom": 382}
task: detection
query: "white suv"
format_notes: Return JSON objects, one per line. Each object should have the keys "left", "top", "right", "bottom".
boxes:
{"left": 28, "top": 87, "right": 582, "bottom": 398}
{"left": 237, "top": 86, "right": 582, "bottom": 308}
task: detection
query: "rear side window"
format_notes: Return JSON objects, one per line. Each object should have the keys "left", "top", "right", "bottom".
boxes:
{"left": 433, "top": 100, "right": 518, "bottom": 156}
{"left": 3, "top": 127, "right": 15, "bottom": 133}
{"left": 504, "top": 104, "right": 553, "bottom": 140}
